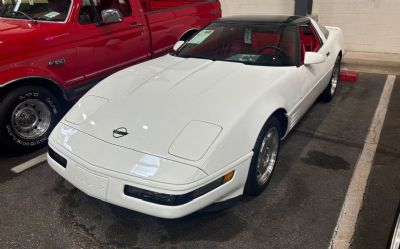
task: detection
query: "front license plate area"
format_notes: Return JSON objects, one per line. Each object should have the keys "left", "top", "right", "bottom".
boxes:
{"left": 73, "top": 166, "right": 108, "bottom": 200}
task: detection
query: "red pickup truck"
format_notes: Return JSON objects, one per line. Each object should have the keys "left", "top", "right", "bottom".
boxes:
{"left": 0, "top": 0, "right": 221, "bottom": 151}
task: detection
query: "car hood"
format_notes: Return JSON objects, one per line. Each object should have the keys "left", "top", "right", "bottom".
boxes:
{"left": 63, "top": 55, "right": 293, "bottom": 165}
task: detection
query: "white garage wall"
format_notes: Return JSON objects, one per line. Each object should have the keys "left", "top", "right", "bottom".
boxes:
{"left": 220, "top": 0, "right": 294, "bottom": 16}
{"left": 314, "top": 0, "right": 400, "bottom": 54}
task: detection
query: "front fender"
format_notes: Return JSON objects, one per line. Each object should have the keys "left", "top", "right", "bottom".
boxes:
{"left": 0, "top": 65, "right": 61, "bottom": 89}
{"left": 202, "top": 96, "right": 288, "bottom": 175}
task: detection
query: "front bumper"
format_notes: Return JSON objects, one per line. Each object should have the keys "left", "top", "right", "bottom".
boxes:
{"left": 47, "top": 138, "right": 252, "bottom": 219}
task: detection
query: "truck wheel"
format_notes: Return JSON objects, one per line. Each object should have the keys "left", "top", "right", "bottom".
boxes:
{"left": 0, "top": 86, "right": 62, "bottom": 152}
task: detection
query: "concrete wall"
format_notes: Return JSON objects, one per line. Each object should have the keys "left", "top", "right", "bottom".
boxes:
{"left": 314, "top": 0, "right": 400, "bottom": 54}
{"left": 220, "top": 0, "right": 400, "bottom": 54}
{"left": 220, "top": 0, "right": 294, "bottom": 16}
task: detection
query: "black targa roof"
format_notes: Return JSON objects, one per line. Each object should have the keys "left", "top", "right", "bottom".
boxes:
{"left": 214, "top": 15, "right": 309, "bottom": 25}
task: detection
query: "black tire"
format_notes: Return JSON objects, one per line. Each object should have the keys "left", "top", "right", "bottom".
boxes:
{"left": 320, "top": 55, "right": 341, "bottom": 102}
{"left": 0, "top": 86, "right": 62, "bottom": 152}
{"left": 245, "top": 117, "right": 281, "bottom": 196}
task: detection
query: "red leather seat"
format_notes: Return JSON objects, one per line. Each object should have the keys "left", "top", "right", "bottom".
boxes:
{"left": 300, "top": 25, "right": 321, "bottom": 63}
{"left": 251, "top": 33, "right": 279, "bottom": 52}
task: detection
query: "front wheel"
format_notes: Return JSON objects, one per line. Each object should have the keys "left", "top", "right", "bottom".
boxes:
{"left": 320, "top": 55, "right": 341, "bottom": 102}
{"left": 245, "top": 117, "right": 281, "bottom": 195}
{"left": 0, "top": 86, "right": 62, "bottom": 152}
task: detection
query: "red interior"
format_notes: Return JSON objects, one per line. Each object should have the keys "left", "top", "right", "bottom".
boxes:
{"left": 140, "top": 0, "right": 204, "bottom": 12}
{"left": 222, "top": 33, "right": 280, "bottom": 56}
{"left": 218, "top": 31, "right": 298, "bottom": 63}
{"left": 182, "top": 28, "right": 297, "bottom": 65}
{"left": 300, "top": 24, "right": 321, "bottom": 62}
{"left": 252, "top": 33, "right": 280, "bottom": 51}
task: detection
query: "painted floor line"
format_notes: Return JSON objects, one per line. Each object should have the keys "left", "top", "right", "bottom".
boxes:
{"left": 329, "top": 75, "right": 396, "bottom": 249}
{"left": 10, "top": 153, "right": 47, "bottom": 174}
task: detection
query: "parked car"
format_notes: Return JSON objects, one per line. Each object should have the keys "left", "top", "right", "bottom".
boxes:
{"left": 47, "top": 15, "right": 345, "bottom": 218}
{"left": 0, "top": 0, "right": 221, "bottom": 151}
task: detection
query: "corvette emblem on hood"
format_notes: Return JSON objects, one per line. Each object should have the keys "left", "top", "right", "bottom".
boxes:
{"left": 113, "top": 127, "right": 129, "bottom": 138}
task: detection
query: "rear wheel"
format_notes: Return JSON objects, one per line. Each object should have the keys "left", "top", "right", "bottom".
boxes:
{"left": 245, "top": 117, "right": 281, "bottom": 195}
{"left": 0, "top": 86, "right": 62, "bottom": 152}
{"left": 320, "top": 55, "right": 341, "bottom": 102}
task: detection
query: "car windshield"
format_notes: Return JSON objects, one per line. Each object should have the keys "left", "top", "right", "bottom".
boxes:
{"left": 175, "top": 22, "right": 299, "bottom": 66}
{"left": 0, "top": 0, "right": 71, "bottom": 22}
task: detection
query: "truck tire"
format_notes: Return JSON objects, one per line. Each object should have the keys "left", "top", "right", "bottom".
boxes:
{"left": 0, "top": 86, "right": 62, "bottom": 152}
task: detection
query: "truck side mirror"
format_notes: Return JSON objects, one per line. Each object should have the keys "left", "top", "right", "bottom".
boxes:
{"left": 101, "top": 9, "right": 123, "bottom": 24}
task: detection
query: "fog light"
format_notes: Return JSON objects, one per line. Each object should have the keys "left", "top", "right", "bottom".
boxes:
{"left": 223, "top": 171, "right": 235, "bottom": 183}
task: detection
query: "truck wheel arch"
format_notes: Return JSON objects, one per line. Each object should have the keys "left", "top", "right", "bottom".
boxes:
{"left": 0, "top": 77, "right": 66, "bottom": 104}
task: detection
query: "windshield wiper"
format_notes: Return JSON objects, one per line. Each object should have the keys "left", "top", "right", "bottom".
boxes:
{"left": 177, "top": 55, "right": 217, "bottom": 61}
{"left": 11, "top": 10, "right": 38, "bottom": 24}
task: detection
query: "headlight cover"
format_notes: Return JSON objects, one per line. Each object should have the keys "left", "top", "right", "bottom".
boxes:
{"left": 169, "top": 121, "right": 222, "bottom": 161}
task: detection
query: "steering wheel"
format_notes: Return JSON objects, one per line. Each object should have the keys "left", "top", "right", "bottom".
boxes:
{"left": 258, "top": 45, "right": 288, "bottom": 57}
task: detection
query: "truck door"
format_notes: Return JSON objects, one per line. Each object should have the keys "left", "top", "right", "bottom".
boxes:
{"left": 72, "top": 0, "right": 150, "bottom": 82}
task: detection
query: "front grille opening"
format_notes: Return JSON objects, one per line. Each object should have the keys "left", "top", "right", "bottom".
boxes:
{"left": 124, "top": 175, "right": 230, "bottom": 206}
{"left": 48, "top": 148, "right": 67, "bottom": 168}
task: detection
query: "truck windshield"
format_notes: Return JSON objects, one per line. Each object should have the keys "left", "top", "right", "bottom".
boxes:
{"left": 0, "top": 0, "right": 71, "bottom": 22}
{"left": 176, "top": 22, "right": 299, "bottom": 67}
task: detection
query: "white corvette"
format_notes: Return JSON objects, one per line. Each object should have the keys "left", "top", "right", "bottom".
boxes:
{"left": 48, "top": 15, "right": 344, "bottom": 218}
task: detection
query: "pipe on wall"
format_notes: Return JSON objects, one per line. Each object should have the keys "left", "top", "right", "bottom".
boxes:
{"left": 294, "top": 0, "right": 313, "bottom": 16}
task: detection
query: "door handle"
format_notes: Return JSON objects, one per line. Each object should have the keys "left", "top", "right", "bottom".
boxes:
{"left": 326, "top": 52, "right": 331, "bottom": 57}
{"left": 129, "top": 22, "right": 143, "bottom": 28}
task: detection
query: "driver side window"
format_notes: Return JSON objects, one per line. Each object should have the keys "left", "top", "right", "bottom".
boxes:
{"left": 78, "top": 0, "right": 132, "bottom": 25}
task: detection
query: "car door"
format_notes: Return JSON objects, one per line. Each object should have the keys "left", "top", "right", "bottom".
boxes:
{"left": 296, "top": 21, "right": 331, "bottom": 114}
{"left": 72, "top": 0, "right": 150, "bottom": 83}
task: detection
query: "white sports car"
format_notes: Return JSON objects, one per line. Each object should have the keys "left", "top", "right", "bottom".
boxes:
{"left": 48, "top": 15, "right": 345, "bottom": 218}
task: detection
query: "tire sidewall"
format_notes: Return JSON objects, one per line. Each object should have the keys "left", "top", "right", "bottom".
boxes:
{"left": 330, "top": 56, "right": 341, "bottom": 97}
{"left": 245, "top": 117, "right": 281, "bottom": 195}
{"left": 0, "top": 86, "right": 61, "bottom": 151}
{"left": 320, "top": 55, "right": 341, "bottom": 102}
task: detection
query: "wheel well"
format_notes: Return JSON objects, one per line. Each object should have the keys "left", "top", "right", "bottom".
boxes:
{"left": 271, "top": 108, "right": 288, "bottom": 138}
{"left": 179, "top": 29, "right": 199, "bottom": 41}
{"left": 0, "top": 78, "right": 66, "bottom": 104}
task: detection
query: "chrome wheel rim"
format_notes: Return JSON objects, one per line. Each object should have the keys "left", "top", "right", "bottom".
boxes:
{"left": 11, "top": 99, "right": 51, "bottom": 140}
{"left": 330, "top": 60, "right": 340, "bottom": 96}
{"left": 256, "top": 127, "right": 279, "bottom": 185}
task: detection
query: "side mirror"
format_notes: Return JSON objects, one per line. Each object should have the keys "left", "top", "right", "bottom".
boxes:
{"left": 304, "top": 52, "right": 326, "bottom": 65}
{"left": 173, "top": 40, "right": 185, "bottom": 52}
{"left": 101, "top": 9, "right": 123, "bottom": 24}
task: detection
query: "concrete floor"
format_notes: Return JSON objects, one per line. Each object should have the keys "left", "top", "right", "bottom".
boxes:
{"left": 351, "top": 76, "right": 400, "bottom": 249}
{"left": 0, "top": 73, "right": 398, "bottom": 249}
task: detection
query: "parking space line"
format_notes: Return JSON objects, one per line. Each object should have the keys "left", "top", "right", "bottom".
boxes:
{"left": 10, "top": 153, "right": 47, "bottom": 174}
{"left": 329, "top": 75, "right": 396, "bottom": 249}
